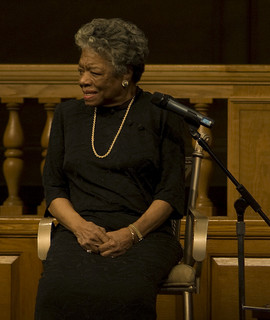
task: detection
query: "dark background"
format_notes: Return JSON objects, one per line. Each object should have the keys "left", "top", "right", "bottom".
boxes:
{"left": 0, "top": 0, "right": 270, "bottom": 65}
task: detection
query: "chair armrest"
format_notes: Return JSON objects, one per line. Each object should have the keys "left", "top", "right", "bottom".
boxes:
{"left": 37, "top": 217, "right": 55, "bottom": 260}
{"left": 189, "top": 208, "right": 209, "bottom": 262}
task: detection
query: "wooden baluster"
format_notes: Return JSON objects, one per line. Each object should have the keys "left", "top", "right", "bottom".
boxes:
{"left": 191, "top": 100, "right": 216, "bottom": 216}
{"left": 37, "top": 100, "right": 58, "bottom": 215}
{"left": 0, "top": 100, "right": 24, "bottom": 216}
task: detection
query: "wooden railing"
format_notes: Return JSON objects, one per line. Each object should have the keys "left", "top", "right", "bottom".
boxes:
{"left": 1, "top": 64, "right": 270, "bottom": 218}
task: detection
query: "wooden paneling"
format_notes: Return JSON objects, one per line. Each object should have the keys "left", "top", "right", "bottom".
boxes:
{"left": 228, "top": 99, "right": 270, "bottom": 217}
{"left": 211, "top": 257, "right": 270, "bottom": 320}
{"left": 0, "top": 256, "right": 20, "bottom": 320}
{"left": 203, "top": 218, "right": 270, "bottom": 320}
{"left": 0, "top": 217, "right": 43, "bottom": 320}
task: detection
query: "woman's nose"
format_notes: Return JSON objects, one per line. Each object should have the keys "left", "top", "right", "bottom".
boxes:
{"left": 79, "top": 72, "right": 92, "bottom": 87}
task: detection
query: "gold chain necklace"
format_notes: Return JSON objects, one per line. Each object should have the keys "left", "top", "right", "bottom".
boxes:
{"left": 91, "top": 96, "right": 135, "bottom": 159}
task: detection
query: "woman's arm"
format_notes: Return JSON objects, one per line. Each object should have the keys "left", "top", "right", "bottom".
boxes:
{"left": 49, "top": 198, "right": 110, "bottom": 253}
{"left": 131, "top": 199, "right": 173, "bottom": 235}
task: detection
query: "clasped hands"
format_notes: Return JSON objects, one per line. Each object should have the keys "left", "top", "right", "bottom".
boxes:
{"left": 74, "top": 220, "right": 134, "bottom": 258}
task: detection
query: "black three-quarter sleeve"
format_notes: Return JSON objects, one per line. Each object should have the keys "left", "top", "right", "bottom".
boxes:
{"left": 153, "top": 109, "right": 186, "bottom": 218}
{"left": 43, "top": 104, "right": 70, "bottom": 209}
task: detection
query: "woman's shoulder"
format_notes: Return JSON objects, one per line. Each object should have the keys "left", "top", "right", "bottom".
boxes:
{"left": 53, "top": 99, "right": 87, "bottom": 121}
{"left": 135, "top": 88, "right": 181, "bottom": 123}
{"left": 136, "top": 88, "right": 186, "bottom": 139}
{"left": 55, "top": 99, "right": 84, "bottom": 112}
{"left": 136, "top": 88, "right": 154, "bottom": 104}
{"left": 135, "top": 88, "right": 161, "bottom": 115}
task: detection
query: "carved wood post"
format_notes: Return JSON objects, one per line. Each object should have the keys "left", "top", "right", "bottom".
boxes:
{"left": 190, "top": 100, "right": 216, "bottom": 216}
{"left": 0, "top": 100, "right": 24, "bottom": 215}
{"left": 37, "top": 100, "right": 58, "bottom": 215}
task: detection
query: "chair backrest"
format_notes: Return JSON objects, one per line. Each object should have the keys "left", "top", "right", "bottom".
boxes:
{"left": 171, "top": 143, "right": 205, "bottom": 267}
{"left": 170, "top": 156, "right": 192, "bottom": 239}
{"left": 184, "top": 141, "right": 205, "bottom": 266}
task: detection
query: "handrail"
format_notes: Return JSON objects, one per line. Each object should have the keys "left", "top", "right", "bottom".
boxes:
{"left": 1, "top": 64, "right": 270, "bottom": 100}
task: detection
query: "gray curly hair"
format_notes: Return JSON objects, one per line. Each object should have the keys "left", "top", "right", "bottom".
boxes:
{"left": 75, "top": 18, "right": 149, "bottom": 83}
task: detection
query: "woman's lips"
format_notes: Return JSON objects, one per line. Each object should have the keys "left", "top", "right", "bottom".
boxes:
{"left": 83, "top": 92, "right": 97, "bottom": 100}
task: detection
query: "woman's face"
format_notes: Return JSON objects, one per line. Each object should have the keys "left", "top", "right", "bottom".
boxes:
{"left": 78, "top": 48, "right": 132, "bottom": 107}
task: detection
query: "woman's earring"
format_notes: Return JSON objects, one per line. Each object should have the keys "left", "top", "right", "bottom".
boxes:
{"left": 122, "top": 80, "right": 129, "bottom": 88}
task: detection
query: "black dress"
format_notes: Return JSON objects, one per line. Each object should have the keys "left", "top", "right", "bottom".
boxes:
{"left": 35, "top": 88, "right": 186, "bottom": 320}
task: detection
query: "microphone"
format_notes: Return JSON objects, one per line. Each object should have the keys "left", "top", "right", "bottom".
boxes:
{"left": 151, "top": 92, "right": 214, "bottom": 128}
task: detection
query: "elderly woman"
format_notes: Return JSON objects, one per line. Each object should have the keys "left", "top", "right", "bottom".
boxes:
{"left": 35, "top": 18, "right": 185, "bottom": 320}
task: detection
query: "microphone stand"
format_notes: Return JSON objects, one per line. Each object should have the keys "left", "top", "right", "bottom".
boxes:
{"left": 187, "top": 121, "right": 270, "bottom": 320}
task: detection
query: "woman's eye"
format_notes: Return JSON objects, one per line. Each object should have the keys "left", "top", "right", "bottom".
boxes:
{"left": 91, "top": 71, "right": 101, "bottom": 76}
{"left": 77, "top": 68, "right": 102, "bottom": 76}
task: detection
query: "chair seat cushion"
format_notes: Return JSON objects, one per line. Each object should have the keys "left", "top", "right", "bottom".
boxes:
{"left": 162, "top": 263, "right": 196, "bottom": 287}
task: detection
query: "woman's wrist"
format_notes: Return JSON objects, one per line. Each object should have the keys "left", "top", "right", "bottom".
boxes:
{"left": 128, "top": 224, "right": 144, "bottom": 243}
{"left": 127, "top": 225, "right": 136, "bottom": 244}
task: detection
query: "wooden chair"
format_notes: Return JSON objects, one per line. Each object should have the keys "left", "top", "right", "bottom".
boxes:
{"left": 37, "top": 143, "right": 208, "bottom": 320}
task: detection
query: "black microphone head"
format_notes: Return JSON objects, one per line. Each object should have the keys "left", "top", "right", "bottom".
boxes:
{"left": 151, "top": 92, "right": 168, "bottom": 107}
{"left": 151, "top": 91, "right": 214, "bottom": 128}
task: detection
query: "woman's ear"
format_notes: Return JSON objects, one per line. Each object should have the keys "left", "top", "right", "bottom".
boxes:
{"left": 121, "top": 67, "right": 134, "bottom": 88}
{"left": 125, "top": 66, "right": 133, "bottom": 82}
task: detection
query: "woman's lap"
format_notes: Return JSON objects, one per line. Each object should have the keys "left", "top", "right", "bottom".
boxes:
{"left": 35, "top": 213, "right": 182, "bottom": 320}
